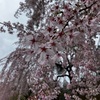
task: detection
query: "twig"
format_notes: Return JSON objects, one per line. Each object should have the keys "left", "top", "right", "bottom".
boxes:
{"left": 79, "top": 1, "right": 97, "bottom": 12}
{"left": 57, "top": 74, "right": 69, "bottom": 80}
{"left": 62, "top": 1, "right": 98, "bottom": 31}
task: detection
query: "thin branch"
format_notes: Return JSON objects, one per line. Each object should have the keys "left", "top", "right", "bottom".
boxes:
{"left": 79, "top": 1, "right": 97, "bottom": 12}
{"left": 62, "top": 16, "right": 74, "bottom": 32}
{"left": 57, "top": 74, "right": 69, "bottom": 80}
{"left": 62, "top": 1, "right": 98, "bottom": 31}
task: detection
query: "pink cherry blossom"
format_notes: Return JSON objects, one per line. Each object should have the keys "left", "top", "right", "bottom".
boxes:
{"left": 0, "top": 0, "right": 100, "bottom": 100}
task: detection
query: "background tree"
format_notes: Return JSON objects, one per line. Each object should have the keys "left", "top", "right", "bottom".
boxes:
{"left": 0, "top": 0, "right": 100, "bottom": 100}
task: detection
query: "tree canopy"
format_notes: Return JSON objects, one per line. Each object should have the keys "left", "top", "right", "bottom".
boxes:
{"left": 0, "top": 0, "right": 100, "bottom": 100}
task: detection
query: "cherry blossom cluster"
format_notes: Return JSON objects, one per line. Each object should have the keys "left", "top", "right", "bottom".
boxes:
{"left": 0, "top": 0, "right": 100, "bottom": 100}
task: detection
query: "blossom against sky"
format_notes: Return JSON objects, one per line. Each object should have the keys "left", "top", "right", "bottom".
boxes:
{"left": 0, "top": 0, "right": 24, "bottom": 58}
{"left": 0, "top": 0, "right": 99, "bottom": 59}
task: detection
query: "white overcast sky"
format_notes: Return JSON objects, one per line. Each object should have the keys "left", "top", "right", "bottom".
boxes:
{"left": 0, "top": 0, "right": 26, "bottom": 58}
